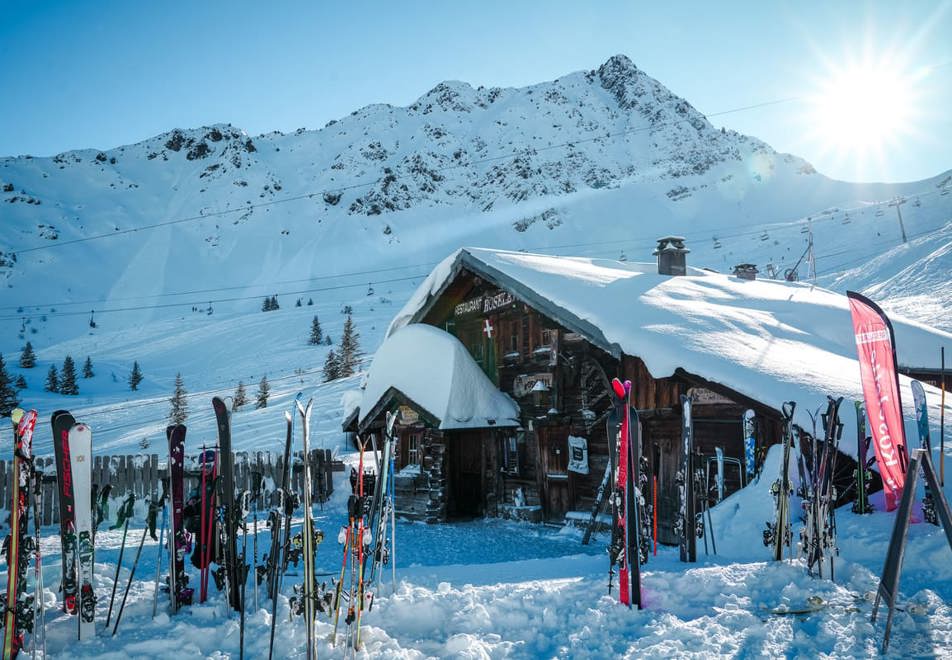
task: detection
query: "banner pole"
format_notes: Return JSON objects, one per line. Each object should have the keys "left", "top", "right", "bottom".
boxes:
{"left": 941, "top": 346, "right": 946, "bottom": 487}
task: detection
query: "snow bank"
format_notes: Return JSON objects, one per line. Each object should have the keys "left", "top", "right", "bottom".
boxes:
{"left": 360, "top": 324, "right": 520, "bottom": 430}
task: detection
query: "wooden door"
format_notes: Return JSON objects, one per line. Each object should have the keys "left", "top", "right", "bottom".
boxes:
{"left": 539, "top": 428, "right": 571, "bottom": 522}
{"left": 449, "top": 432, "right": 483, "bottom": 517}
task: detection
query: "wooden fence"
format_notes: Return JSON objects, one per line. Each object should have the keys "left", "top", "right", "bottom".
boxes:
{"left": 0, "top": 450, "right": 340, "bottom": 526}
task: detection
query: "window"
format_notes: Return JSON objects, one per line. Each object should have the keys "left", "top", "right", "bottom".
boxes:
{"left": 501, "top": 434, "right": 521, "bottom": 475}
{"left": 541, "top": 328, "right": 553, "bottom": 347}
{"left": 408, "top": 432, "right": 421, "bottom": 465}
{"left": 509, "top": 321, "right": 519, "bottom": 353}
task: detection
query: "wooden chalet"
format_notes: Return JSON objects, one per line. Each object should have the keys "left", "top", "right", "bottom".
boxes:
{"left": 350, "top": 242, "right": 949, "bottom": 544}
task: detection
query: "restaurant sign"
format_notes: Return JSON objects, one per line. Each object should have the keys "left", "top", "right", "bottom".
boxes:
{"left": 454, "top": 290, "right": 515, "bottom": 317}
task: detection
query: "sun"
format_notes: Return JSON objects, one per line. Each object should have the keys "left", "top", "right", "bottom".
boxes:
{"left": 811, "top": 64, "right": 914, "bottom": 151}
{"left": 802, "top": 50, "right": 926, "bottom": 176}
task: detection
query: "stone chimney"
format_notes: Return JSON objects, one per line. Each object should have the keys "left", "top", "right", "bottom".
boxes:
{"left": 733, "top": 263, "right": 758, "bottom": 280}
{"left": 653, "top": 236, "right": 689, "bottom": 276}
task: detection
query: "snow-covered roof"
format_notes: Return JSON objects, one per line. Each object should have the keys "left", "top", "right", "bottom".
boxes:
{"left": 389, "top": 247, "right": 952, "bottom": 435}
{"left": 359, "top": 324, "right": 520, "bottom": 430}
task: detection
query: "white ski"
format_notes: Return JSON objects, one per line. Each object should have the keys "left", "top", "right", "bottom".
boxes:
{"left": 68, "top": 423, "right": 95, "bottom": 640}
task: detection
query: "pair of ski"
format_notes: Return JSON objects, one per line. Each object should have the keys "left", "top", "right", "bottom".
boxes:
{"left": 332, "top": 434, "right": 370, "bottom": 650}
{"left": 265, "top": 395, "right": 319, "bottom": 660}
{"left": 2, "top": 409, "right": 43, "bottom": 659}
{"left": 798, "top": 397, "right": 844, "bottom": 580}
{"left": 763, "top": 402, "right": 796, "bottom": 561}
{"left": 607, "top": 378, "right": 645, "bottom": 609}
{"left": 48, "top": 411, "right": 96, "bottom": 643}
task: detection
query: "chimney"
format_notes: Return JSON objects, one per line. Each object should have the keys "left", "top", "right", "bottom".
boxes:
{"left": 653, "top": 236, "right": 689, "bottom": 276}
{"left": 733, "top": 263, "right": 758, "bottom": 280}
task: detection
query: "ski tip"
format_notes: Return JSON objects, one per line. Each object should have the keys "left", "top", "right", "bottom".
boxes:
{"left": 611, "top": 378, "right": 626, "bottom": 398}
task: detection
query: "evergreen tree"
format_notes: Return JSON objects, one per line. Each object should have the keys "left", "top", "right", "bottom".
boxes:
{"left": 270, "top": 295, "right": 279, "bottom": 310}
{"left": 45, "top": 364, "right": 59, "bottom": 393}
{"left": 308, "top": 315, "right": 323, "bottom": 345}
{"left": 295, "top": 298, "right": 302, "bottom": 307}
{"left": 322, "top": 349, "right": 341, "bottom": 382}
{"left": 129, "top": 361, "right": 143, "bottom": 391}
{"left": 261, "top": 296, "right": 271, "bottom": 312}
{"left": 168, "top": 372, "right": 188, "bottom": 424}
{"left": 255, "top": 376, "right": 270, "bottom": 409}
{"left": 324, "top": 335, "right": 333, "bottom": 346}
{"left": 307, "top": 298, "right": 313, "bottom": 306}
{"left": 19, "top": 341, "right": 36, "bottom": 368}
{"left": 0, "top": 355, "right": 18, "bottom": 415}
{"left": 233, "top": 381, "right": 248, "bottom": 410}
{"left": 338, "top": 313, "right": 362, "bottom": 377}
{"left": 14, "top": 375, "right": 27, "bottom": 390}
{"left": 82, "top": 356, "right": 94, "bottom": 378}
{"left": 60, "top": 355, "right": 79, "bottom": 395}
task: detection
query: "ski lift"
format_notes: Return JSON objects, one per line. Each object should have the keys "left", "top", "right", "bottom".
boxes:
{"left": 800, "top": 224, "right": 810, "bottom": 234}
{"left": 206, "top": 302, "right": 214, "bottom": 316}
{"left": 619, "top": 251, "right": 627, "bottom": 262}
{"left": 942, "top": 188, "right": 950, "bottom": 197}
{"left": 89, "top": 310, "right": 97, "bottom": 329}
{"left": 367, "top": 283, "right": 375, "bottom": 296}
{"left": 841, "top": 213, "right": 851, "bottom": 225}
{"left": 875, "top": 208, "right": 885, "bottom": 217}
{"left": 759, "top": 232, "right": 770, "bottom": 241}
{"left": 713, "top": 237, "right": 722, "bottom": 250}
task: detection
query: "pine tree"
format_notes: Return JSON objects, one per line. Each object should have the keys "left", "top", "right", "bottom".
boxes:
{"left": 60, "top": 355, "right": 79, "bottom": 395}
{"left": 0, "top": 355, "right": 19, "bottom": 415}
{"left": 129, "top": 361, "right": 143, "bottom": 391}
{"left": 45, "top": 364, "right": 59, "bottom": 393}
{"left": 261, "top": 296, "right": 271, "bottom": 312}
{"left": 338, "top": 313, "right": 362, "bottom": 377}
{"left": 270, "top": 295, "right": 279, "bottom": 310}
{"left": 255, "top": 376, "right": 270, "bottom": 409}
{"left": 169, "top": 372, "right": 188, "bottom": 424}
{"left": 233, "top": 381, "right": 248, "bottom": 410}
{"left": 325, "top": 335, "right": 332, "bottom": 346}
{"left": 308, "top": 315, "right": 323, "bottom": 345}
{"left": 19, "top": 341, "right": 36, "bottom": 368}
{"left": 307, "top": 298, "right": 313, "bottom": 306}
{"left": 295, "top": 298, "right": 302, "bottom": 307}
{"left": 322, "top": 349, "right": 341, "bottom": 382}
{"left": 14, "top": 375, "right": 27, "bottom": 390}
{"left": 82, "top": 356, "right": 94, "bottom": 378}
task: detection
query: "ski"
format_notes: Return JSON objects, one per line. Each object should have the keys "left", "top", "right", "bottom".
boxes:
{"left": 266, "top": 408, "right": 294, "bottom": 660}
{"left": 743, "top": 409, "right": 757, "bottom": 482}
{"left": 296, "top": 398, "right": 318, "bottom": 658}
{"left": 911, "top": 380, "right": 937, "bottom": 525}
{"left": 764, "top": 402, "right": 795, "bottom": 561}
{"left": 853, "top": 401, "right": 873, "bottom": 514}
{"left": 2, "top": 409, "right": 37, "bottom": 659}
{"left": 50, "top": 410, "right": 78, "bottom": 615}
{"left": 678, "top": 394, "right": 697, "bottom": 563}
{"left": 68, "top": 423, "right": 95, "bottom": 640}
{"left": 212, "top": 397, "right": 241, "bottom": 613}
{"left": 608, "top": 377, "right": 641, "bottom": 606}
{"left": 167, "top": 424, "right": 193, "bottom": 612}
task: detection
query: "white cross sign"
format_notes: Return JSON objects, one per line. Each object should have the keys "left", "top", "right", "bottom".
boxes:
{"left": 483, "top": 319, "right": 494, "bottom": 338}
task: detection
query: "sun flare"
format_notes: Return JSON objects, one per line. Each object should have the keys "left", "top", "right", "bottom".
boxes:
{"left": 807, "top": 56, "right": 923, "bottom": 165}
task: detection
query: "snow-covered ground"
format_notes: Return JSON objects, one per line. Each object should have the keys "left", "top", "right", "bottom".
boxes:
{"left": 9, "top": 441, "right": 952, "bottom": 658}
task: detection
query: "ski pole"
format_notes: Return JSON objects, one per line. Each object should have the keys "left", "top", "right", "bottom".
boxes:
{"left": 199, "top": 444, "right": 207, "bottom": 603}
{"left": 105, "top": 494, "right": 135, "bottom": 629}
{"left": 113, "top": 526, "right": 148, "bottom": 636}
{"left": 152, "top": 498, "right": 167, "bottom": 618}
{"left": 31, "top": 464, "right": 46, "bottom": 660}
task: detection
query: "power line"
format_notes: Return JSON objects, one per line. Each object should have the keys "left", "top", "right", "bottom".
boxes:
{"left": 6, "top": 182, "right": 946, "bottom": 318}
{"left": 0, "top": 274, "right": 422, "bottom": 321}
{"left": 9, "top": 95, "right": 803, "bottom": 256}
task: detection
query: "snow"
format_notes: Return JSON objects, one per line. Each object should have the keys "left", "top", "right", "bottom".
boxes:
{"left": 392, "top": 247, "right": 952, "bottom": 440}
{"left": 359, "top": 324, "right": 520, "bottom": 430}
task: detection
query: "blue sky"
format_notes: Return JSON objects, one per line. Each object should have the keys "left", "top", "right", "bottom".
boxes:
{"left": 2, "top": 1, "right": 950, "bottom": 182}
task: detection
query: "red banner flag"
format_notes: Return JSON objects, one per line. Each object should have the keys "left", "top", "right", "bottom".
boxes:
{"left": 847, "top": 291, "right": 909, "bottom": 511}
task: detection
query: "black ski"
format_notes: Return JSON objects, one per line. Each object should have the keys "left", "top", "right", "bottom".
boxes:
{"left": 212, "top": 396, "right": 242, "bottom": 612}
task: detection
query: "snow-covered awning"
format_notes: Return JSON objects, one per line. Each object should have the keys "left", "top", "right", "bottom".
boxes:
{"left": 388, "top": 247, "right": 952, "bottom": 438}
{"left": 359, "top": 324, "right": 520, "bottom": 431}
